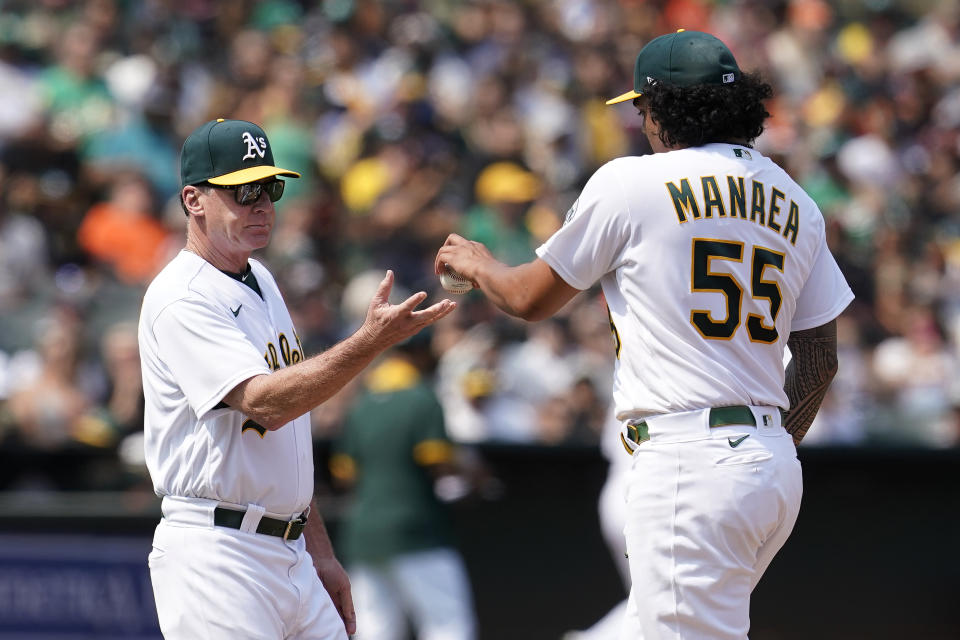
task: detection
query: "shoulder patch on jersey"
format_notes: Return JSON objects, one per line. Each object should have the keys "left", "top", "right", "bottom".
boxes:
{"left": 732, "top": 148, "right": 753, "bottom": 160}
{"left": 563, "top": 198, "right": 580, "bottom": 225}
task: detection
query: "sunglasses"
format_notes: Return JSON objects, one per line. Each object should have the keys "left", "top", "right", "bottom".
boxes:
{"left": 206, "top": 179, "right": 285, "bottom": 206}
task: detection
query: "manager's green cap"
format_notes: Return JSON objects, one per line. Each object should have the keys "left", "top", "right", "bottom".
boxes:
{"left": 180, "top": 118, "right": 300, "bottom": 187}
{"left": 606, "top": 29, "right": 741, "bottom": 105}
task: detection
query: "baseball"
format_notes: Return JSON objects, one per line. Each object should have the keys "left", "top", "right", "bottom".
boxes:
{"left": 440, "top": 265, "right": 474, "bottom": 294}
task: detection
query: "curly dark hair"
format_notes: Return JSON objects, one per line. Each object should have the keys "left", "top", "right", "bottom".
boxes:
{"left": 639, "top": 72, "right": 773, "bottom": 148}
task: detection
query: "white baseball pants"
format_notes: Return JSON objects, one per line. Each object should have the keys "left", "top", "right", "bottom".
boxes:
{"left": 148, "top": 497, "right": 348, "bottom": 640}
{"left": 618, "top": 406, "right": 802, "bottom": 640}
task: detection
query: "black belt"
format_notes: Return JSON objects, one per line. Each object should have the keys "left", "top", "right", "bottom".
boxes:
{"left": 213, "top": 507, "right": 307, "bottom": 540}
{"left": 621, "top": 405, "right": 758, "bottom": 452}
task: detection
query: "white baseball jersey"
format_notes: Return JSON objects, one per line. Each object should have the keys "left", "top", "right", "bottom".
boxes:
{"left": 537, "top": 143, "right": 854, "bottom": 422}
{"left": 139, "top": 250, "right": 314, "bottom": 516}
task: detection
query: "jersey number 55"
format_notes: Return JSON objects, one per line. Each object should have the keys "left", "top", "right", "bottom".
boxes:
{"left": 690, "top": 237, "right": 784, "bottom": 343}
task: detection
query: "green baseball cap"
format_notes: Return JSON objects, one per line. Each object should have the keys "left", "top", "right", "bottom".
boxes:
{"left": 606, "top": 29, "right": 741, "bottom": 105}
{"left": 180, "top": 118, "right": 301, "bottom": 187}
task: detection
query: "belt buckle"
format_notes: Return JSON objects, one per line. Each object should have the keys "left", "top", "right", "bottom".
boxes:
{"left": 620, "top": 420, "right": 649, "bottom": 456}
{"left": 283, "top": 512, "right": 307, "bottom": 540}
{"left": 626, "top": 420, "right": 649, "bottom": 445}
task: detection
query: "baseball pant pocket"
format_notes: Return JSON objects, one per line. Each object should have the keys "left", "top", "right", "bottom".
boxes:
{"left": 713, "top": 451, "right": 774, "bottom": 466}
{"left": 148, "top": 522, "right": 168, "bottom": 564}
{"left": 150, "top": 522, "right": 293, "bottom": 639}
{"left": 147, "top": 545, "right": 166, "bottom": 569}
{"left": 287, "top": 545, "right": 350, "bottom": 640}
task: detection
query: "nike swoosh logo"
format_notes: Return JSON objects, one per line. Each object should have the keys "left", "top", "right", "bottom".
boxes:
{"left": 728, "top": 434, "right": 750, "bottom": 448}
{"left": 231, "top": 304, "right": 242, "bottom": 317}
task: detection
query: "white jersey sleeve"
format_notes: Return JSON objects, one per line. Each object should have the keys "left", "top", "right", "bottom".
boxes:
{"left": 537, "top": 162, "right": 631, "bottom": 291}
{"left": 152, "top": 297, "right": 271, "bottom": 419}
{"left": 792, "top": 234, "right": 855, "bottom": 331}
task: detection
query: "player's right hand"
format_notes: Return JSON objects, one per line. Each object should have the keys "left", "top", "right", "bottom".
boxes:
{"left": 360, "top": 270, "right": 456, "bottom": 347}
{"left": 434, "top": 233, "right": 495, "bottom": 285}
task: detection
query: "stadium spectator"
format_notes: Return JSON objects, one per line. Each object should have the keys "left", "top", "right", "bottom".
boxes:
{"left": 76, "top": 171, "right": 171, "bottom": 285}
{"left": 1, "top": 0, "right": 960, "bottom": 497}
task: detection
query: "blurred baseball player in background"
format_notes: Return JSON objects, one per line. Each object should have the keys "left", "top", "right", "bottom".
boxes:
{"left": 138, "top": 118, "right": 455, "bottom": 639}
{"left": 330, "top": 332, "right": 478, "bottom": 640}
{"left": 563, "top": 409, "right": 631, "bottom": 640}
{"left": 436, "top": 30, "right": 853, "bottom": 639}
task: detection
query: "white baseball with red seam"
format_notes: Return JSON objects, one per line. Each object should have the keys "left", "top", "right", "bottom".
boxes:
{"left": 440, "top": 265, "right": 473, "bottom": 294}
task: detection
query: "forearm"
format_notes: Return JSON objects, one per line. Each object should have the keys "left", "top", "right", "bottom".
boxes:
{"left": 231, "top": 328, "right": 382, "bottom": 429}
{"left": 436, "top": 235, "right": 579, "bottom": 321}
{"left": 782, "top": 321, "right": 839, "bottom": 445}
{"left": 228, "top": 271, "right": 454, "bottom": 429}
{"left": 474, "top": 260, "right": 553, "bottom": 321}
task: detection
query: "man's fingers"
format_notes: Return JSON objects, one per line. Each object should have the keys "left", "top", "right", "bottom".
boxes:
{"left": 412, "top": 299, "right": 456, "bottom": 322}
{"left": 339, "top": 588, "right": 356, "bottom": 635}
{"left": 434, "top": 252, "right": 450, "bottom": 276}
{"left": 372, "top": 270, "right": 394, "bottom": 304}
{"left": 398, "top": 290, "right": 429, "bottom": 312}
{"left": 435, "top": 234, "right": 466, "bottom": 274}
{"left": 368, "top": 275, "right": 455, "bottom": 338}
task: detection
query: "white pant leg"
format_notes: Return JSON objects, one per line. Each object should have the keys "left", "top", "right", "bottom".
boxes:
{"left": 349, "top": 564, "right": 407, "bottom": 640}
{"left": 392, "top": 548, "right": 478, "bottom": 640}
{"left": 599, "top": 460, "right": 632, "bottom": 587}
{"left": 619, "top": 427, "right": 802, "bottom": 640}
{"left": 750, "top": 433, "right": 803, "bottom": 589}
{"left": 288, "top": 545, "right": 354, "bottom": 640}
{"left": 149, "top": 520, "right": 346, "bottom": 640}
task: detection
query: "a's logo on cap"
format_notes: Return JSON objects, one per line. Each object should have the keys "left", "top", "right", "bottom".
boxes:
{"left": 722, "top": 73, "right": 736, "bottom": 83}
{"left": 241, "top": 131, "right": 268, "bottom": 160}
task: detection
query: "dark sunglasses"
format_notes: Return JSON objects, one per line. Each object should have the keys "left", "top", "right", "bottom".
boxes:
{"left": 206, "top": 179, "right": 285, "bottom": 206}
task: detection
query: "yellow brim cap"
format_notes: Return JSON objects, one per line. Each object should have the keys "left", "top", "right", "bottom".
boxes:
{"left": 207, "top": 165, "right": 301, "bottom": 185}
{"left": 606, "top": 30, "right": 741, "bottom": 107}
{"left": 605, "top": 89, "right": 642, "bottom": 106}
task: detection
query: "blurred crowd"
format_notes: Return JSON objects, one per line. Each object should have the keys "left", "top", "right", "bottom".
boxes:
{"left": 0, "top": 0, "right": 959, "bottom": 490}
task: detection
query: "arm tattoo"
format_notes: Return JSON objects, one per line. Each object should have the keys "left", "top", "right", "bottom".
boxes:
{"left": 783, "top": 321, "right": 839, "bottom": 446}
